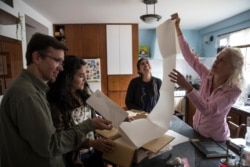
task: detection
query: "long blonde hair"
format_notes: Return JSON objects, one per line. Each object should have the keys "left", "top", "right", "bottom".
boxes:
{"left": 223, "top": 47, "right": 244, "bottom": 89}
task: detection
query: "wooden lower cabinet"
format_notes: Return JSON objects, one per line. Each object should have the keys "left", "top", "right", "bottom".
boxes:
{"left": 107, "top": 91, "right": 127, "bottom": 108}
{"left": 107, "top": 75, "right": 133, "bottom": 108}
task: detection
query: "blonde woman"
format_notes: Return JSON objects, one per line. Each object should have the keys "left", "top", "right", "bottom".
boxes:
{"left": 169, "top": 13, "right": 244, "bottom": 141}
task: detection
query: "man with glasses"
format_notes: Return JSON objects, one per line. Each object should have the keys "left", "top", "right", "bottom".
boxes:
{"left": 0, "top": 33, "right": 113, "bottom": 167}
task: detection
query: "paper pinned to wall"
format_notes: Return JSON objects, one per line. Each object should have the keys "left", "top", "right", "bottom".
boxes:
{"left": 118, "top": 19, "right": 180, "bottom": 148}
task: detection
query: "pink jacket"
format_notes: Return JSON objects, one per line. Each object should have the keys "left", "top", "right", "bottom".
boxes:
{"left": 178, "top": 35, "right": 241, "bottom": 141}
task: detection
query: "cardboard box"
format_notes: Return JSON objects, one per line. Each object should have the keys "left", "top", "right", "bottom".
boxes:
{"left": 96, "top": 128, "right": 175, "bottom": 167}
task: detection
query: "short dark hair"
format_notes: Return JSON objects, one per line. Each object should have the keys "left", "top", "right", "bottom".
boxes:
{"left": 26, "top": 32, "right": 68, "bottom": 65}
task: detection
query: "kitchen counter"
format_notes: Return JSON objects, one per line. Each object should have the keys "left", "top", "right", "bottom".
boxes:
{"left": 232, "top": 104, "right": 250, "bottom": 115}
{"left": 134, "top": 116, "right": 235, "bottom": 167}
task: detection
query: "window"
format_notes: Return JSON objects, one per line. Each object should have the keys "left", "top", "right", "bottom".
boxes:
{"left": 218, "top": 28, "right": 250, "bottom": 104}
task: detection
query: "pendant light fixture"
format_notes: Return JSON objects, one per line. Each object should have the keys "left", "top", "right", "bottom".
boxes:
{"left": 140, "top": 0, "right": 161, "bottom": 24}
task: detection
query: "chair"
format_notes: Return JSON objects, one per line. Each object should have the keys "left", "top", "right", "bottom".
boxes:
{"left": 227, "top": 116, "right": 246, "bottom": 138}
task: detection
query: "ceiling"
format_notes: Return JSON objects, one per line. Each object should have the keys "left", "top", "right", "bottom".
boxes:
{"left": 22, "top": 0, "right": 250, "bottom": 30}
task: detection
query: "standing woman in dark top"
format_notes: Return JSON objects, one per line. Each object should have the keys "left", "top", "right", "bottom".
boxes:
{"left": 125, "top": 58, "right": 162, "bottom": 113}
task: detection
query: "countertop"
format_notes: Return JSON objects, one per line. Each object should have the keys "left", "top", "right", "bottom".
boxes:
{"left": 232, "top": 104, "right": 250, "bottom": 115}
{"left": 134, "top": 116, "right": 233, "bottom": 167}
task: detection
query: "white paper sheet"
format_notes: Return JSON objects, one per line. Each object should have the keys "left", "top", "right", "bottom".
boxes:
{"left": 118, "top": 118, "right": 166, "bottom": 147}
{"left": 118, "top": 19, "right": 180, "bottom": 148}
{"left": 166, "top": 130, "right": 189, "bottom": 146}
{"left": 86, "top": 90, "right": 128, "bottom": 128}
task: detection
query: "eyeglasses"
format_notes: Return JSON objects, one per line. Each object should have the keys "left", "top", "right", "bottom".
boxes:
{"left": 45, "top": 55, "right": 64, "bottom": 66}
{"left": 38, "top": 51, "right": 64, "bottom": 66}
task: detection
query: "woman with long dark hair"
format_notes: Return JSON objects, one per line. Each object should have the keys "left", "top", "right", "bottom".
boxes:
{"left": 47, "top": 55, "right": 113, "bottom": 167}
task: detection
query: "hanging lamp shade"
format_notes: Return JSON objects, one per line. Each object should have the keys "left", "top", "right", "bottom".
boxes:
{"left": 140, "top": 0, "right": 161, "bottom": 23}
{"left": 140, "top": 14, "right": 161, "bottom": 23}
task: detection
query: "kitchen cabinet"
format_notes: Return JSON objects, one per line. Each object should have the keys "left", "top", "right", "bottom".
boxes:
{"left": 107, "top": 75, "right": 133, "bottom": 108}
{"left": 54, "top": 24, "right": 108, "bottom": 93}
{"left": 53, "top": 24, "right": 138, "bottom": 107}
{"left": 53, "top": 25, "right": 66, "bottom": 44}
{"left": 0, "top": 35, "right": 23, "bottom": 95}
{"left": 106, "top": 25, "right": 132, "bottom": 75}
{"left": 64, "top": 24, "right": 83, "bottom": 56}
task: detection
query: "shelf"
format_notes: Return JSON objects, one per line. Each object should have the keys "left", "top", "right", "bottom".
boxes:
{"left": 53, "top": 25, "right": 65, "bottom": 44}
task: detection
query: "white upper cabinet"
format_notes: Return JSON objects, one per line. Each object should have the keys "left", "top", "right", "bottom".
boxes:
{"left": 106, "top": 25, "right": 132, "bottom": 75}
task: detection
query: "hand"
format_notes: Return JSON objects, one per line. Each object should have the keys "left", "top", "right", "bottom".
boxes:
{"left": 90, "top": 138, "right": 114, "bottom": 153}
{"left": 91, "top": 117, "right": 112, "bottom": 130}
{"left": 168, "top": 69, "right": 193, "bottom": 93}
{"left": 170, "top": 13, "right": 182, "bottom": 36}
{"left": 124, "top": 116, "right": 134, "bottom": 122}
{"left": 170, "top": 13, "right": 180, "bottom": 27}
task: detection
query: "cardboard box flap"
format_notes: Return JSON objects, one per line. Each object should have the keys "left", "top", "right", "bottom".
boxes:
{"left": 142, "top": 134, "right": 175, "bottom": 153}
{"left": 95, "top": 127, "right": 120, "bottom": 140}
{"left": 127, "top": 110, "right": 148, "bottom": 120}
{"left": 103, "top": 137, "right": 136, "bottom": 167}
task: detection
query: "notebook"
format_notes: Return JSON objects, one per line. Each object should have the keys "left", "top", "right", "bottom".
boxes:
{"left": 190, "top": 139, "right": 227, "bottom": 158}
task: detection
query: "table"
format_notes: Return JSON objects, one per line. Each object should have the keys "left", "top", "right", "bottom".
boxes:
{"left": 134, "top": 116, "right": 230, "bottom": 167}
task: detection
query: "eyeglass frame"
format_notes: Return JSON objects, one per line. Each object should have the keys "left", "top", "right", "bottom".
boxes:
{"left": 38, "top": 51, "right": 64, "bottom": 66}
